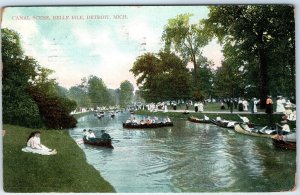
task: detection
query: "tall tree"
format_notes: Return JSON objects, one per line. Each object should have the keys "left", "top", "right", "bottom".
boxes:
{"left": 87, "top": 75, "right": 113, "bottom": 107}
{"left": 131, "top": 51, "right": 192, "bottom": 102}
{"left": 2, "top": 28, "right": 43, "bottom": 127}
{"left": 119, "top": 80, "right": 134, "bottom": 108}
{"left": 203, "top": 5, "right": 295, "bottom": 106}
{"left": 68, "top": 86, "right": 91, "bottom": 109}
{"left": 213, "top": 61, "right": 245, "bottom": 98}
{"left": 2, "top": 28, "right": 78, "bottom": 128}
{"left": 162, "top": 13, "right": 209, "bottom": 91}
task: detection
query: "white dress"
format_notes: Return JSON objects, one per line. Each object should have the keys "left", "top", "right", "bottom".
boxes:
{"left": 243, "top": 100, "right": 248, "bottom": 111}
{"left": 198, "top": 102, "right": 204, "bottom": 112}
{"left": 253, "top": 100, "right": 260, "bottom": 113}
{"left": 276, "top": 99, "right": 285, "bottom": 113}
{"left": 22, "top": 136, "right": 55, "bottom": 155}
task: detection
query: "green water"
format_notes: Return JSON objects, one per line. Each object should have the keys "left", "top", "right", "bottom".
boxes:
{"left": 69, "top": 112, "right": 296, "bottom": 192}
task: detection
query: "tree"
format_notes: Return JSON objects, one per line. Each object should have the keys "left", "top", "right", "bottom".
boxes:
{"left": 131, "top": 51, "right": 192, "bottom": 102}
{"left": 29, "top": 87, "right": 77, "bottom": 129}
{"left": 213, "top": 61, "right": 245, "bottom": 98}
{"left": 87, "top": 75, "right": 113, "bottom": 107}
{"left": 162, "top": 13, "right": 209, "bottom": 91}
{"left": 2, "top": 28, "right": 43, "bottom": 127}
{"left": 2, "top": 28, "right": 78, "bottom": 129}
{"left": 68, "top": 86, "right": 91, "bottom": 109}
{"left": 203, "top": 5, "right": 295, "bottom": 106}
{"left": 119, "top": 80, "right": 134, "bottom": 108}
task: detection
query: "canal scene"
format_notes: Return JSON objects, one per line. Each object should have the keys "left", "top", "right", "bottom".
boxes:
{"left": 2, "top": 5, "right": 296, "bottom": 193}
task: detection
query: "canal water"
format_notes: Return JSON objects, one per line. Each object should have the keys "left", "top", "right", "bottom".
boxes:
{"left": 69, "top": 112, "right": 296, "bottom": 192}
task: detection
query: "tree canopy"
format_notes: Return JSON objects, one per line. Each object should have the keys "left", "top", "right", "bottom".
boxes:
{"left": 131, "top": 51, "right": 192, "bottom": 102}
{"left": 119, "top": 80, "right": 134, "bottom": 108}
{"left": 2, "top": 28, "right": 77, "bottom": 128}
{"left": 203, "top": 5, "right": 295, "bottom": 104}
{"left": 87, "top": 75, "right": 114, "bottom": 107}
{"left": 162, "top": 13, "right": 210, "bottom": 91}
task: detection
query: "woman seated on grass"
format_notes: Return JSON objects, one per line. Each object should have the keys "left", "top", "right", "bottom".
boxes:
{"left": 22, "top": 131, "right": 57, "bottom": 155}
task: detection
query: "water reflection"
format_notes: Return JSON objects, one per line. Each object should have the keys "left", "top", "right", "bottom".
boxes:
{"left": 69, "top": 113, "right": 296, "bottom": 192}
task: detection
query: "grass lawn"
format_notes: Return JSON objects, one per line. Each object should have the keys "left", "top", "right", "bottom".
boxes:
{"left": 3, "top": 124, "right": 116, "bottom": 193}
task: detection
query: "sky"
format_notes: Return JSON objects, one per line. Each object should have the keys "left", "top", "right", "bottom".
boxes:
{"left": 2, "top": 6, "right": 223, "bottom": 89}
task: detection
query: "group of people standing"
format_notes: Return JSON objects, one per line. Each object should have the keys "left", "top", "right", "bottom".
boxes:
{"left": 194, "top": 102, "right": 204, "bottom": 112}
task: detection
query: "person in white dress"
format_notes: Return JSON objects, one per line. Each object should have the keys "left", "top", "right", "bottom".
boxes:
{"left": 87, "top": 129, "right": 96, "bottom": 140}
{"left": 164, "top": 104, "right": 168, "bottom": 113}
{"left": 198, "top": 102, "right": 204, "bottom": 112}
{"left": 253, "top": 98, "right": 260, "bottom": 113}
{"left": 22, "top": 131, "right": 57, "bottom": 155}
{"left": 242, "top": 99, "right": 249, "bottom": 111}
{"left": 276, "top": 120, "right": 290, "bottom": 135}
{"left": 276, "top": 96, "right": 286, "bottom": 113}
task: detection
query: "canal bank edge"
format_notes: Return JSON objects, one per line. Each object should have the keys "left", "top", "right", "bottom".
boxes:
{"left": 3, "top": 124, "right": 116, "bottom": 192}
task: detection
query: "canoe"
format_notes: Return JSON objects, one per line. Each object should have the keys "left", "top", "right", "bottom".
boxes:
{"left": 188, "top": 116, "right": 211, "bottom": 124}
{"left": 234, "top": 123, "right": 273, "bottom": 138}
{"left": 83, "top": 137, "right": 113, "bottom": 148}
{"left": 123, "top": 122, "right": 173, "bottom": 129}
{"left": 211, "top": 119, "right": 237, "bottom": 129}
{"left": 272, "top": 133, "right": 296, "bottom": 150}
{"left": 272, "top": 138, "right": 296, "bottom": 150}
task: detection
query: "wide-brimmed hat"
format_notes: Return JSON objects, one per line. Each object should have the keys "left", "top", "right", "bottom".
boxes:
{"left": 285, "top": 104, "right": 292, "bottom": 108}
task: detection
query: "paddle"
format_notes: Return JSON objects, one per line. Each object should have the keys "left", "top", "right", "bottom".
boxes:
{"left": 237, "top": 114, "right": 249, "bottom": 123}
{"left": 258, "top": 126, "right": 268, "bottom": 133}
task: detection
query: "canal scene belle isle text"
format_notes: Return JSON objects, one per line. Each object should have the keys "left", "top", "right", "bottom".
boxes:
{"left": 2, "top": 5, "right": 297, "bottom": 193}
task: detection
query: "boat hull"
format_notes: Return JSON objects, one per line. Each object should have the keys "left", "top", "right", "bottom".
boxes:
{"left": 123, "top": 122, "right": 173, "bottom": 129}
{"left": 83, "top": 138, "right": 113, "bottom": 148}
{"left": 272, "top": 138, "right": 296, "bottom": 150}
{"left": 187, "top": 117, "right": 211, "bottom": 124}
{"left": 234, "top": 123, "right": 273, "bottom": 138}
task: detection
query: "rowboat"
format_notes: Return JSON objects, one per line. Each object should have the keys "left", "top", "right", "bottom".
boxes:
{"left": 211, "top": 119, "right": 237, "bottom": 129}
{"left": 272, "top": 133, "right": 296, "bottom": 150}
{"left": 187, "top": 116, "right": 211, "bottom": 124}
{"left": 83, "top": 137, "right": 113, "bottom": 148}
{"left": 234, "top": 123, "right": 274, "bottom": 138}
{"left": 123, "top": 122, "right": 173, "bottom": 129}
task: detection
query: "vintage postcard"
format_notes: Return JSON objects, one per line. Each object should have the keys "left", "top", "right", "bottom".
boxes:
{"left": 1, "top": 5, "right": 297, "bottom": 193}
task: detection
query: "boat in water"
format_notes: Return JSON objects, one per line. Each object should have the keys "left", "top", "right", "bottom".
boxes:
{"left": 123, "top": 122, "right": 173, "bottom": 129}
{"left": 83, "top": 131, "right": 113, "bottom": 148}
{"left": 83, "top": 137, "right": 113, "bottom": 148}
{"left": 234, "top": 123, "right": 275, "bottom": 138}
{"left": 272, "top": 133, "right": 296, "bottom": 150}
{"left": 211, "top": 119, "right": 238, "bottom": 129}
{"left": 188, "top": 116, "right": 211, "bottom": 124}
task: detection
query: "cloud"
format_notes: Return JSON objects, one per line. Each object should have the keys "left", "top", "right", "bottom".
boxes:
{"left": 121, "top": 17, "right": 163, "bottom": 53}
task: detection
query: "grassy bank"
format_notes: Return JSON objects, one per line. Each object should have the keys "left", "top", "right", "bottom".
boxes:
{"left": 3, "top": 124, "right": 115, "bottom": 192}
{"left": 135, "top": 110, "right": 296, "bottom": 129}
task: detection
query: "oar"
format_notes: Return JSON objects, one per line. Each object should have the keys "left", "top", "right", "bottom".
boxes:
{"left": 237, "top": 114, "right": 249, "bottom": 123}
{"left": 259, "top": 126, "right": 268, "bottom": 133}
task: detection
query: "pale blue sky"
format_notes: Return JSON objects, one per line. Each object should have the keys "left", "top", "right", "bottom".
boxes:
{"left": 2, "top": 6, "right": 223, "bottom": 89}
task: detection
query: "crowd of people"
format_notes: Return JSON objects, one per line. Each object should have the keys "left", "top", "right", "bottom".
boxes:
{"left": 125, "top": 116, "right": 171, "bottom": 125}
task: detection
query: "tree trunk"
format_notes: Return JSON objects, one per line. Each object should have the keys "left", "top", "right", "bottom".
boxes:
{"left": 257, "top": 30, "right": 268, "bottom": 109}
{"left": 191, "top": 55, "right": 198, "bottom": 91}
